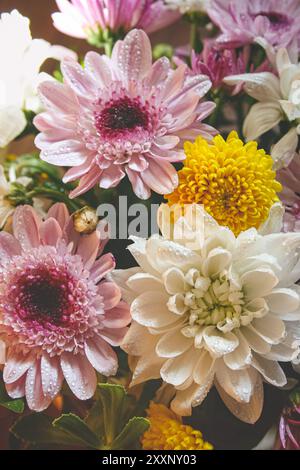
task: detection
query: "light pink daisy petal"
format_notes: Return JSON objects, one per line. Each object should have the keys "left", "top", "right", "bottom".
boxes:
{"left": 3, "top": 352, "right": 34, "bottom": 384}
{"left": 84, "top": 336, "right": 118, "bottom": 376}
{"left": 6, "top": 375, "right": 26, "bottom": 399}
{"left": 39, "top": 218, "right": 63, "bottom": 246}
{"left": 84, "top": 51, "right": 112, "bottom": 87}
{"left": 0, "top": 232, "right": 21, "bottom": 260}
{"left": 47, "top": 203, "right": 69, "bottom": 230}
{"left": 41, "top": 355, "right": 64, "bottom": 399}
{"left": 126, "top": 168, "right": 151, "bottom": 200}
{"left": 101, "top": 301, "right": 131, "bottom": 329}
{"left": 25, "top": 360, "right": 52, "bottom": 412}
{"left": 90, "top": 253, "right": 116, "bottom": 283}
{"left": 141, "top": 159, "right": 178, "bottom": 195}
{"left": 13, "top": 205, "right": 41, "bottom": 249}
{"left": 60, "top": 352, "right": 97, "bottom": 400}
{"left": 37, "top": 81, "right": 79, "bottom": 115}
{"left": 77, "top": 230, "right": 101, "bottom": 269}
{"left": 99, "top": 327, "right": 128, "bottom": 346}
{"left": 69, "top": 166, "right": 103, "bottom": 199}
{"left": 98, "top": 282, "right": 122, "bottom": 310}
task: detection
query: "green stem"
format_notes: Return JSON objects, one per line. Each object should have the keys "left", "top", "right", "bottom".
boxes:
{"left": 26, "top": 188, "right": 83, "bottom": 212}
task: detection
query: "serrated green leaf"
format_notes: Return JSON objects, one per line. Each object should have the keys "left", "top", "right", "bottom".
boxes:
{"left": 0, "top": 377, "right": 24, "bottom": 414}
{"left": 111, "top": 417, "right": 149, "bottom": 450}
{"left": 85, "top": 400, "right": 105, "bottom": 437}
{"left": 97, "top": 383, "right": 126, "bottom": 445}
{"left": 11, "top": 413, "right": 83, "bottom": 448}
{"left": 53, "top": 413, "right": 101, "bottom": 449}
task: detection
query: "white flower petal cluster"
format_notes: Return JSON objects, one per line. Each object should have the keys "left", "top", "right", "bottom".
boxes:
{"left": 0, "top": 10, "right": 76, "bottom": 148}
{"left": 165, "top": 0, "right": 209, "bottom": 14}
{"left": 115, "top": 204, "right": 300, "bottom": 422}
{"left": 224, "top": 49, "right": 300, "bottom": 169}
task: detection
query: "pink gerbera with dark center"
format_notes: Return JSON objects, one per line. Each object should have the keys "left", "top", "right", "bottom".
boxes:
{"left": 34, "top": 29, "right": 215, "bottom": 200}
{"left": 208, "top": 0, "right": 300, "bottom": 52}
{"left": 0, "top": 203, "right": 130, "bottom": 411}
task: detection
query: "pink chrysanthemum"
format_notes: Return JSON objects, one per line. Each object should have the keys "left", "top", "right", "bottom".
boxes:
{"left": 34, "top": 29, "right": 215, "bottom": 200}
{"left": 277, "top": 153, "right": 300, "bottom": 232}
{"left": 52, "top": 0, "right": 180, "bottom": 39}
{"left": 0, "top": 203, "right": 130, "bottom": 411}
{"left": 208, "top": 0, "right": 300, "bottom": 51}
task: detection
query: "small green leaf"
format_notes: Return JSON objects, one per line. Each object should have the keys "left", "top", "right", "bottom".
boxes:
{"left": 11, "top": 414, "right": 82, "bottom": 448}
{"left": 0, "top": 378, "right": 24, "bottom": 414}
{"left": 85, "top": 400, "right": 105, "bottom": 437}
{"left": 111, "top": 417, "right": 150, "bottom": 450}
{"left": 97, "top": 383, "right": 126, "bottom": 444}
{"left": 53, "top": 413, "right": 101, "bottom": 449}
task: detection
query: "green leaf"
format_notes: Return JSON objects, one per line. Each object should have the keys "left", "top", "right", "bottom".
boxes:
{"left": 97, "top": 383, "right": 126, "bottom": 445}
{"left": 53, "top": 413, "right": 101, "bottom": 449}
{"left": 0, "top": 378, "right": 24, "bottom": 414}
{"left": 11, "top": 414, "right": 83, "bottom": 448}
{"left": 111, "top": 417, "right": 149, "bottom": 450}
{"left": 85, "top": 400, "right": 105, "bottom": 437}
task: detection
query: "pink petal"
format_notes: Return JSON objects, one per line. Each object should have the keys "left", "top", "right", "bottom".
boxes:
{"left": 90, "top": 253, "right": 116, "bottom": 283}
{"left": 99, "top": 327, "right": 128, "bottom": 346}
{"left": 37, "top": 81, "right": 79, "bottom": 116}
{"left": 47, "top": 203, "right": 70, "bottom": 230}
{"left": 62, "top": 155, "right": 94, "bottom": 183}
{"left": 0, "top": 232, "right": 21, "bottom": 260}
{"left": 98, "top": 166, "right": 125, "bottom": 189}
{"left": 84, "top": 51, "right": 112, "bottom": 87}
{"left": 60, "top": 352, "right": 97, "bottom": 400}
{"left": 25, "top": 360, "right": 52, "bottom": 412}
{"left": 61, "top": 58, "right": 96, "bottom": 97}
{"left": 39, "top": 218, "right": 63, "bottom": 246}
{"left": 13, "top": 205, "right": 41, "bottom": 249}
{"left": 112, "top": 29, "right": 152, "bottom": 83}
{"left": 126, "top": 168, "right": 151, "bottom": 200}
{"left": 147, "top": 57, "right": 170, "bottom": 88}
{"left": 3, "top": 352, "right": 34, "bottom": 384}
{"left": 6, "top": 375, "right": 26, "bottom": 399}
{"left": 101, "top": 301, "right": 131, "bottom": 329}
{"left": 77, "top": 230, "right": 101, "bottom": 269}
{"left": 98, "top": 282, "right": 122, "bottom": 310}
{"left": 141, "top": 159, "right": 178, "bottom": 195}
{"left": 41, "top": 355, "right": 64, "bottom": 399}
{"left": 39, "top": 139, "right": 87, "bottom": 166}
{"left": 69, "top": 165, "right": 102, "bottom": 199}
{"left": 85, "top": 337, "right": 118, "bottom": 376}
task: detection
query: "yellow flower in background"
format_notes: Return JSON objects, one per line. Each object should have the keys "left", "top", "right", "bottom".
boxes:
{"left": 165, "top": 131, "right": 282, "bottom": 235}
{"left": 141, "top": 403, "right": 213, "bottom": 451}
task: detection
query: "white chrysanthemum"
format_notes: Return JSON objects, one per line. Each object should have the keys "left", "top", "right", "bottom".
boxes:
{"left": 224, "top": 48, "right": 300, "bottom": 169}
{"left": 165, "top": 0, "right": 209, "bottom": 14}
{"left": 0, "top": 9, "right": 76, "bottom": 148}
{"left": 114, "top": 204, "right": 300, "bottom": 423}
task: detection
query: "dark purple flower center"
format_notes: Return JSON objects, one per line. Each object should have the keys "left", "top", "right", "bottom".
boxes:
{"left": 95, "top": 96, "right": 149, "bottom": 139}
{"left": 12, "top": 265, "right": 78, "bottom": 326}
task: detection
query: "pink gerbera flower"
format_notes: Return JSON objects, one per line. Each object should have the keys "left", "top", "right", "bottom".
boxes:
{"left": 34, "top": 29, "right": 215, "bottom": 200}
{"left": 277, "top": 153, "right": 300, "bottom": 232}
{"left": 52, "top": 0, "right": 179, "bottom": 39}
{"left": 0, "top": 203, "right": 130, "bottom": 411}
{"left": 208, "top": 0, "right": 300, "bottom": 52}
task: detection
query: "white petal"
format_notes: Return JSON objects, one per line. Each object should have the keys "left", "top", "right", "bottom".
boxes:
{"left": 146, "top": 236, "right": 201, "bottom": 273}
{"left": 156, "top": 329, "right": 192, "bottom": 358}
{"left": 264, "top": 343, "right": 299, "bottom": 362}
{"left": 202, "top": 248, "right": 232, "bottom": 278}
{"left": 171, "top": 378, "right": 214, "bottom": 416}
{"left": 258, "top": 202, "right": 284, "bottom": 235}
{"left": 265, "top": 288, "right": 299, "bottom": 314}
{"left": 241, "top": 268, "right": 278, "bottom": 299}
{"left": 203, "top": 326, "right": 239, "bottom": 357}
{"left": 251, "top": 315, "right": 285, "bottom": 344}
{"left": 271, "top": 128, "right": 299, "bottom": 169}
{"left": 163, "top": 267, "right": 186, "bottom": 294}
{"left": 224, "top": 72, "right": 281, "bottom": 101}
{"left": 224, "top": 330, "right": 252, "bottom": 370}
{"left": 126, "top": 271, "right": 163, "bottom": 293}
{"left": 193, "top": 350, "right": 215, "bottom": 384}
{"left": 0, "top": 106, "right": 26, "bottom": 147}
{"left": 251, "top": 353, "right": 287, "bottom": 387}
{"left": 243, "top": 102, "right": 282, "bottom": 141}
{"left": 160, "top": 348, "right": 196, "bottom": 387}
{"left": 131, "top": 291, "right": 177, "bottom": 328}
{"left": 241, "top": 326, "right": 271, "bottom": 354}
{"left": 215, "top": 362, "right": 257, "bottom": 403}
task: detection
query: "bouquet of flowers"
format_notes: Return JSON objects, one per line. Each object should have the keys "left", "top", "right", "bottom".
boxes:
{"left": 1, "top": 0, "right": 300, "bottom": 451}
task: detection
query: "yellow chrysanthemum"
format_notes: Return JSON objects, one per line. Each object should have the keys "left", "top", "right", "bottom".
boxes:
{"left": 165, "top": 131, "right": 282, "bottom": 235}
{"left": 141, "top": 403, "right": 213, "bottom": 451}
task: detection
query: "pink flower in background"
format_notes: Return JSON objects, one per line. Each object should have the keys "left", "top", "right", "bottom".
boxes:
{"left": 52, "top": 0, "right": 179, "bottom": 39}
{"left": 34, "top": 29, "right": 215, "bottom": 200}
{"left": 277, "top": 153, "right": 300, "bottom": 232}
{"left": 207, "top": 0, "right": 300, "bottom": 52}
{"left": 0, "top": 203, "right": 130, "bottom": 411}
{"left": 190, "top": 42, "right": 247, "bottom": 91}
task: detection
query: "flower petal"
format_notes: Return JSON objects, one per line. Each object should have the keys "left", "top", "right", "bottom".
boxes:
{"left": 61, "top": 352, "right": 97, "bottom": 400}
{"left": 203, "top": 326, "right": 239, "bottom": 357}
{"left": 85, "top": 337, "right": 118, "bottom": 376}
